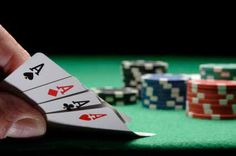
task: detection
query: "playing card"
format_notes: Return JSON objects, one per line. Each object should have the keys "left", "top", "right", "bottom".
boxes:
{"left": 24, "top": 76, "right": 87, "bottom": 104}
{"left": 47, "top": 107, "right": 155, "bottom": 137}
{"left": 3, "top": 53, "right": 71, "bottom": 92}
{"left": 1, "top": 52, "right": 155, "bottom": 138}
{"left": 39, "top": 90, "right": 103, "bottom": 113}
{"left": 47, "top": 107, "right": 130, "bottom": 131}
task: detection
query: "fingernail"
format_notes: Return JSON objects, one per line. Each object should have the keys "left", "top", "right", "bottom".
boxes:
{"left": 6, "top": 117, "right": 46, "bottom": 138}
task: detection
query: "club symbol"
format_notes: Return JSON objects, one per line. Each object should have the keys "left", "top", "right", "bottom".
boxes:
{"left": 63, "top": 103, "right": 75, "bottom": 111}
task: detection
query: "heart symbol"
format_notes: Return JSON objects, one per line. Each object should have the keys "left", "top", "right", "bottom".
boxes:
{"left": 23, "top": 72, "right": 34, "bottom": 80}
{"left": 79, "top": 114, "right": 91, "bottom": 121}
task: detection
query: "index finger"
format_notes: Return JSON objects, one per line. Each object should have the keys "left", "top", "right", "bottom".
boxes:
{"left": 0, "top": 25, "right": 30, "bottom": 75}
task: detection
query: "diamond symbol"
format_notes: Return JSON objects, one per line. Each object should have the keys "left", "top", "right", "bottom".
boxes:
{"left": 48, "top": 89, "right": 58, "bottom": 97}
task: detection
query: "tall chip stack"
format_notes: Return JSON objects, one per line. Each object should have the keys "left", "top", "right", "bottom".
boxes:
{"left": 186, "top": 80, "right": 236, "bottom": 120}
{"left": 200, "top": 64, "right": 236, "bottom": 80}
{"left": 140, "top": 74, "right": 188, "bottom": 110}
{"left": 121, "top": 60, "right": 168, "bottom": 91}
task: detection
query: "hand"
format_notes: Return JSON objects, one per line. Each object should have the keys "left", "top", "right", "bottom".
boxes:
{"left": 0, "top": 25, "right": 46, "bottom": 139}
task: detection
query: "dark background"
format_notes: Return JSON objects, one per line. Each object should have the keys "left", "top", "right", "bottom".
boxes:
{"left": 1, "top": 5, "right": 236, "bottom": 56}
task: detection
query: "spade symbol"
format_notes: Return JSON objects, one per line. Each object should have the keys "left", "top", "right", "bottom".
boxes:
{"left": 23, "top": 72, "right": 34, "bottom": 80}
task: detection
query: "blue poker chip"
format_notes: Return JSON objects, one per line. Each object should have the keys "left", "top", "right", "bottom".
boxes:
{"left": 141, "top": 87, "right": 187, "bottom": 93}
{"left": 140, "top": 73, "right": 187, "bottom": 110}
{"left": 141, "top": 89, "right": 186, "bottom": 96}
{"left": 141, "top": 101, "right": 186, "bottom": 106}
{"left": 141, "top": 97, "right": 186, "bottom": 104}
{"left": 143, "top": 82, "right": 186, "bottom": 89}
{"left": 141, "top": 93, "right": 186, "bottom": 101}
{"left": 142, "top": 102, "right": 185, "bottom": 110}
{"left": 141, "top": 98, "right": 186, "bottom": 105}
{"left": 142, "top": 73, "right": 188, "bottom": 82}
{"left": 141, "top": 88, "right": 186, "bottom": 97}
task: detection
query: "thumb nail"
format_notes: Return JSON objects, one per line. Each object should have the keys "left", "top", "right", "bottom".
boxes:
{"left": 6, "top": 116, "right": 46, "bottom": 138}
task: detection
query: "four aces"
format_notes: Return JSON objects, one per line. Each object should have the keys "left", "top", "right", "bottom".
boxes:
{"left": 2, "top": 52, "right": 155, "bottom": 137}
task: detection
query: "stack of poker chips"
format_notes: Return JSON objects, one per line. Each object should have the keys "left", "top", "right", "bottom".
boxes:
{"left": 91, "top": 87, "right": 139, "bottom": 106}
{"left": 121, "top": 60, "right": 168, "bottom": 90}
{"left": 140, "top": 74, "right": 188, "bottom": 110}
{"left": 200, "top": 64, "right": 236, "bottom": 80}
{"left": 187, "top": 80, "right": 236, "bottom": 120}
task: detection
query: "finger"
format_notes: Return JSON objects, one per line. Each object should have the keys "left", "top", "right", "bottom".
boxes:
{"left": 0, "top": 92, "right": 46, "bottom": 138}
{"left": 0, "top": 25, "right": 30, "bottom": 75}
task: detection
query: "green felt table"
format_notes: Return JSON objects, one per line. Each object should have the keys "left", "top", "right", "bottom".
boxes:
{"left": 1, "top": 54, "right": 236, "bottom": 154}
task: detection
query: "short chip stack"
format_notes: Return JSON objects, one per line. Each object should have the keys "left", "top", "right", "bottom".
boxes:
{"left": 91, "top": 87, "right": 139, "bottom": 106}
{"left": 187, "top": 80, "right": 236, "bottom": 120}
{"left": 200, "top": 64, "right": 236, "bottom": 80}
{"left": 121, "top": 60, "right": 168, "bottom": 90}
{"left": 141, "top": 74, "right": 188, "bottom": 110}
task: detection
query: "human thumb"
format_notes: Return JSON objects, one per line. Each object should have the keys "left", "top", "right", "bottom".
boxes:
{"left": 0, "top": 92, "right": 46, "bottom": 139}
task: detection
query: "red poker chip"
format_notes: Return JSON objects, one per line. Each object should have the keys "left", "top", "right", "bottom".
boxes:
{"left": 187, "top": 86, "right": 236, "bottom": 94}
{"left": 188, "top": 107, "right": 235, "bottom": 115}
{"left": 188, "top": 102, "right": 236, "bottom": 111}
{"left": 186, "top": 111, "right": 236, "bottom": 120}
{"left": 187, "top": 92, "right": 236, "bottom": 100}
{"left": 187, "top": 97, "right": 236, "bottom": 105}
{"left": 187, "top": 102, "right": 236, "bottom": 109}
{"left": 187, "top": 80, "right": 236, "bottom": 89}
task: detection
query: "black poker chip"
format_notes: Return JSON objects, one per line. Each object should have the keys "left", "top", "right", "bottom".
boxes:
{"left": 91, "top": 87, "right": 139, "bottom": 105}
{"left": 121, "top": 60, "right": 168, "bottom": 89}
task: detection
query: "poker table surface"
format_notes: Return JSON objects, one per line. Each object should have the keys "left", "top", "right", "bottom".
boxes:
{"left": 1, "top": 54, "right": 236, "bottom": 154}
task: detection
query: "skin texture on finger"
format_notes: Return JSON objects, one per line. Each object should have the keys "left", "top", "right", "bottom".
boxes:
{"left": 0, "top": 25, "right": 30, "bottom": 74}
{"left": 0, "top": 25, "right": 47, "bottom": 139}
{"left": 0, "top": 92, "right": 46, "bottom": 138}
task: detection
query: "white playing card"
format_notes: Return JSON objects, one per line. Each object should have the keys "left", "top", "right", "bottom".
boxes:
{"left": 3, "top": 53, "right": 71, "bottom": 92}
{"left": 24, "top": 76, "right": 87, "bottom": 104}
{"left": 2, "top": 52, "right": 155, "bottom": 137}
{"left": 39, "top": 90, "right": 102, "bottom": 113}
{"left": 46, "top": 107, "right": 130, "bottom": 132}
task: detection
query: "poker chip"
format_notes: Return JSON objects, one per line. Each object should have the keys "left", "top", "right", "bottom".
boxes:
{"left": 143, "top": 103, "right": 184, "bottom": 110}
{"left": 121, "top": 60, "right": 168, "bottom": 91}
{"left": 200, "top": 64, "right": 236, "bottom": 80}
{"left": 140, "top": 74, "right": 187, "bottom": 110}
{"left": 187, "top": 97, "right": 236, "bottom": 105}
{"left": 187, "top": 102, "right": 236, "bottom": 111}
{"left": 187, "top": 86, "right": 236, "bottom": 95}
{"left": 187, "top": 92, "right": 236, "bottom": 100}
{"left": 188, "top": 107, "right": 235, "bottom": 115}
{"left": 188, "top": 80, "right": 236, "bottom": 89}
{"left": 186, "top": 79, "right": 236, "bottom": 120}
{"left": 91, "top": 87, "right": 138, "bottom": 105}
{"left": 186, "top": 111, "right": 236, "bottom": 120}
